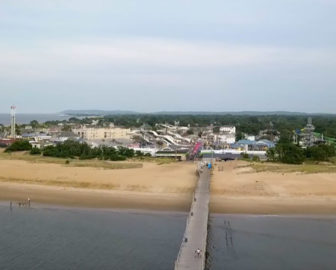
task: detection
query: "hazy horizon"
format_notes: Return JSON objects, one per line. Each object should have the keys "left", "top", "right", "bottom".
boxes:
{"left": 0, "top": 109, "right": 336, "bottom": 115}
{"left": 1, "top": 0, "right": 335, "bottom": 113}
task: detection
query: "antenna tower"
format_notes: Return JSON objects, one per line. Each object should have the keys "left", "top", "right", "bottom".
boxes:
{"left": 10, "top": 106, "right": 16, "bottom": 139}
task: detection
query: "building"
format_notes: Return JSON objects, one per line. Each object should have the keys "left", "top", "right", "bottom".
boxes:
{"left": 0, "top": 138, "right": 16, "bottom": 147}
{"left": 216, "top": 134, "right": 236, "bottom": 144}
{"left": 294, "top": 117, "right": 324, "bottom": 148}
{"left": 73, "top": 126, "right": 131, "bottom": 141}
{"left": 232, "top": 139, "right": 275, "bottom": 151}
{"left": 219, "top": 126, "right": 236, "bottom": 134}
{"left": 244, "top": 134, "right": 256, "bottom": 141}
{"left": 216, "top": 126, "right": 236, "bottom": 144}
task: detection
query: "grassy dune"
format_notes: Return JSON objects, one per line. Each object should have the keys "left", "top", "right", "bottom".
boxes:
{"left": 248, "top": 161, "right": 336, "bottom": 174}
{"left": 0, "top": 149, "right": 177, "bottom": 169}
{"left": 0, "top": 150, "right": 142, "bottom": 170}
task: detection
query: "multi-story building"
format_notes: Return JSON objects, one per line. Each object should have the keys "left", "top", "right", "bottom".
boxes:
{"left": 73, "top": 126, "right": 131, "bottom": 140}
{"left": 217, "top": 126, "right": 236, "bottom": 144}
{"left": 219, "top": 126, "right": 236, "bottom": 134}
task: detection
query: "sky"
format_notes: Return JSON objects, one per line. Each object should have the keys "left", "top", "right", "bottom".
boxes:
{"left": 0, "top": 0, "right": 335, "bottom": 113}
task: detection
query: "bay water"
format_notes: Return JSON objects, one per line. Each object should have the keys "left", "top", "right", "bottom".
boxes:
{"left": 1, "top": 204, "right": 336, "bottom": 270}
{"left": 0, "top": 114, "right": 69, "bottom": 125}
{"left": 207, "top": 214, "right": 336, "bottom": 270}
{"left": 0, "top": 205, "right": 185, "bottom": 270}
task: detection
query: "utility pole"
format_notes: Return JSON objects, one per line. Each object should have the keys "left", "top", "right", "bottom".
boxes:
{"left": 10, "top": 106, "right": 16, "bottom": 139}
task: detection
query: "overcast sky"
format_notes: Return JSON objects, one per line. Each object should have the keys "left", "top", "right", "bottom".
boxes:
{"left": 0, "top": 0, "right": 335, "bottom": 113}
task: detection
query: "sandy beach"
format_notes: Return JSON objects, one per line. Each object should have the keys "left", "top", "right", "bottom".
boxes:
{"left": 211, "top": 161, "right": 336, "bottom": 214}
{"left": 0, "top": 159, "right": 197, "bottom": 211}
{"left": 1, "top": 157, "right": 336, "bottom": 214}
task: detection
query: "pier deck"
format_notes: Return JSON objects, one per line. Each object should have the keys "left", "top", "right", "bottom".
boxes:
{"left": 174, "top": 167, "right": 210, "bottom": 270}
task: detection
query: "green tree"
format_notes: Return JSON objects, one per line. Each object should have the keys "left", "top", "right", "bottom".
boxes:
{"left": 5, "top": 140, "right": 32, "bottom": 152}
{"left": 30, "top": 120, "right": 39, "bottom": 128}
{"left": 277, "top": 143, "right": 304, "bottom": 164}
{"left": 30, "top": 147, "right": 42, "bottom": 155}
{"left": 305, "top": 144, "right": 336, "bottom": 161}
{"left": 266, "top": 148, "right": 276, "bottom": 162}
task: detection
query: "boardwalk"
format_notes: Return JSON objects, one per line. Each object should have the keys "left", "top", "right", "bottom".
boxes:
{"left": 174, "top": 166, "right": 210, "bottom": 270}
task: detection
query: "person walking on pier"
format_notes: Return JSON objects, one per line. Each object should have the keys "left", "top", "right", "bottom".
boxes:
{"left": 195, "top": 248, "right": 202, "bottom": 258}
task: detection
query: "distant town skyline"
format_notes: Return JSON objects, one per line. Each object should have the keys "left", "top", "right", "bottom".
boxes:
{"left": 1, "top": 0, "right": 335, "bottom": 113}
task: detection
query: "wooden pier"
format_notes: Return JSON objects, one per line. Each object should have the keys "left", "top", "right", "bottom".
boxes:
{"left": 174, "top": 166, "right": 210, "bottom": 270}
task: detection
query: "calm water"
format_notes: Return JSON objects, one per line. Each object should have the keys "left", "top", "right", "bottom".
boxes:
{"left": 0, "top": 205, "right": 186, "bottom": 270}
{"left": 0, "top": 114, "right": 69, "bottom": 125}
{"left": 207, "top": 214, "right": 336, "bottom": 270}
{"left": 1, "top": 205, "right": 336, "bottom": 270}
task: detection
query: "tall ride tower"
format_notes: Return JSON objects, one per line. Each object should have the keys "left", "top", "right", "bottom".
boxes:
{"left": 10, "top": 105, "right": 16, "bottom": 139}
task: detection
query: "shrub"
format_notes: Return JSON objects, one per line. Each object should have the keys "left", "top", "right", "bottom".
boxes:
{"left": 5, "top": 140, "right": 32, "bottom": 152}
{"left": 30, "top": 147, "right": 41, "bottom": 155}
{"left": 279, "top": 144, "right": 305, "bottom": 164}
{"left": 252, "top": 156, "right": 260, "bottom": 162}
{"left": 135, "top": 150, "right": 144, "bottom": 157}
{"left": 41, "top": 140, "right": 134, "bottom": 161}
{"left": 267, "top": 143, "right": 305, "bottom": 164}
{"left": 305, "top": 144, "right": 336, "bottom": 161}
{"left": 240, "top": 153, "right": 249, "bottom": 159}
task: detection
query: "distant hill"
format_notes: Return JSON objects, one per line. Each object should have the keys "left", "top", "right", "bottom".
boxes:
{"left": 61, "top": 110, "right": 336, "bottom": 117}
{"left": 154, "top": 111, "right": 311, "bottom": 116}
{"left": 62, "top": 110, "right": 137, "bottom": 116}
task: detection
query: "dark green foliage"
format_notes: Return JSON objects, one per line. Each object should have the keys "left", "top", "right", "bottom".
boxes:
{"left": 30, "top": 120, "right": 39, "bottom": 128}
{"left": 266, "top": 148, "right": 276, "bottom": 162}
{"left": 278, "top": 144, "right": 305, "bottom": 164}
{"left": 240, "top": 153, "right": 249, "bottom": 159}
{"left": 267, "top": 143, "right": 305, "bottom": 164}
{"left": 5, "top": 140, "right": 32, "bottom": 152}
{"left": 30, "top": 147, "right": 41, "bottom": 155}
{"left": 41, "top": 140, "right": 135, "bottom": 161}
{"left": 305, "top": 145, "right": 336, "bottom": 161}
{"left": 268, "top": 143, "right": 335, "bottom": 164}
{"left": 252, "top": 156, "right": 260, "bottom": 162}
{"left": 135, "top": 150, "right": 144, "bottom": 157}
{"left": 235, "top": 131, "right": 244, "bottom": 141}
{"left": 117, "top": 147, "right": 135, "bottom": 158}
{"left": 278, "top": 131, "right": 293, "bottom": 144}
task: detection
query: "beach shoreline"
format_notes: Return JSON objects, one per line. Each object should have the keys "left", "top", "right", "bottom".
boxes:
{"left": 1, "top": 181, "right": 336, "bottom": 214}
{"left": 1, "top": 159, "right": 336, "bottom": 214}
{"left": 0, "top": 182, "right": 193, "bottom": 212}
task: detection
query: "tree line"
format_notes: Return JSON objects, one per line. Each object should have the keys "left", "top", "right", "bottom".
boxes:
{"left": 267, "top": 141, "right": 336, "bottom": 164}
{"left": 5, "top": 140, "right": 150, "bottom": 161}
{"left": 39, "top": 114, "right": 336, "bottom": 139}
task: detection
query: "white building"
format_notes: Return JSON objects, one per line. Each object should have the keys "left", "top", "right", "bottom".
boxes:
{"left": 219, "top": 126, "right": 236, "bottom": 134}
{"left": 216, "top": 134, "right": 236, "bottom": 144}
{"left": 217, "top": 126, "right": 236, "bottom": 144}
{"left": 245, "top": 135, "right": 256, "bottom": 141}
{"left": 73, "top": 126, "right": 131, "bottom": 140}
